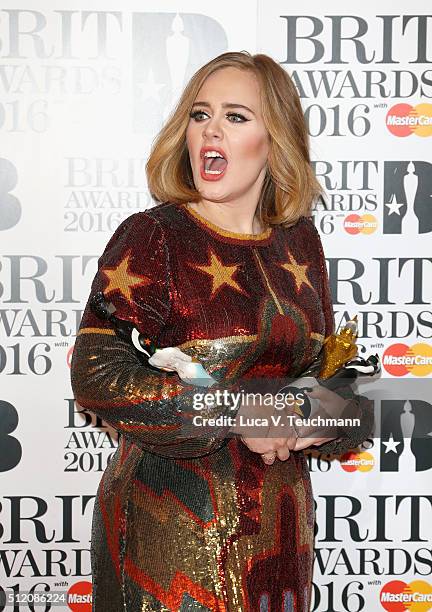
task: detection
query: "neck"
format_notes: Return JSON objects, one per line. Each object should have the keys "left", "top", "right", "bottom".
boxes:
{"left": 191, "top": 183, "right": 267, "bottom": 234}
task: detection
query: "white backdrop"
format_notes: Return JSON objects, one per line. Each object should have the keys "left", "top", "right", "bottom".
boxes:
{"left": 1, "top": 1, "right": 431, "bottom": 610}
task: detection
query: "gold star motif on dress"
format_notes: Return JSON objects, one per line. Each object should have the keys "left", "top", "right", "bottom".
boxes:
{"left": 189, "top": 249, "right": 246, "bottom": 299}
{"left": 279, "top": 248, "right": 313, "bottom": 293}
{"left": 102, "top": 249, "right": 152, "bottom": 302}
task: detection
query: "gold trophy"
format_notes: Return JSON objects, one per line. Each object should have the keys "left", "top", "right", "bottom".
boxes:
{"left": 285, "top": 316, "right": 379, "bottom": 425}
{"left": 300, "top": 315, "right": 380, "bottom": 389}
{"left": 319, "top": 316, "right": 359, "bottom": 380}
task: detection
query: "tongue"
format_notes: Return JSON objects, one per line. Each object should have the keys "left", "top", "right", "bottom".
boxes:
{"left": 208, "top": 157, "right": 227, "bottom": 172}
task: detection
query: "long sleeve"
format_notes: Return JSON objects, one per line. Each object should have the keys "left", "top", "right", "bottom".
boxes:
{"left": 70, "top": 212, "right": 239, "bottom": 458}
{"left": 307, "top": 221, "right": 375, "bottom": 456}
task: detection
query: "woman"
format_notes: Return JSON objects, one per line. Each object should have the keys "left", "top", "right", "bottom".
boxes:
{"left": 71, "top": 51, "right": 373, "bottom": 611}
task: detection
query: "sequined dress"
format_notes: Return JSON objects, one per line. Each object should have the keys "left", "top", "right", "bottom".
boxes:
{"left": 70, "top": 202, "right": 373, "bottom": 611}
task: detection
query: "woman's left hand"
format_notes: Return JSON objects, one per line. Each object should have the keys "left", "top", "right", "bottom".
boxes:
{"left": 292, "top": 384, "right": 349, "bottom": 450}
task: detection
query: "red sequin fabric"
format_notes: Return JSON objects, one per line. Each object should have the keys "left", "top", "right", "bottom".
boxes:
{"left": 71, "top": 202, "right": 373, "bottom": 611}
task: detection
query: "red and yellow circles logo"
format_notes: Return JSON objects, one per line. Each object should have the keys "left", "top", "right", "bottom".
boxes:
{"left": 380, "top": 579, "right": 432, "bottom": 611}
{"left": 67, "top": 581, "right": 92, "bottom": 611}
{"left": 386, "top": 103, "right": 432, "bottom": 137}
{"left": 340, "top": 451, "right": 374, "bottom": 472}
{"left": 382, "top": 344, "right": 432, "bottom": 377}
{"left": 343, "top": 214, "right": 378, "bottom": 234}
{"left": 67, "top": 345, "right": 74, "bottom": 368}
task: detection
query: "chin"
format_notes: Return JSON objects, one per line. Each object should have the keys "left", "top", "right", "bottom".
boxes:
{"left": 201, "top": 192, "right": 229, "bottom": 203}
{"left": 197, "top": 185, "right": 227, "bottom": 201}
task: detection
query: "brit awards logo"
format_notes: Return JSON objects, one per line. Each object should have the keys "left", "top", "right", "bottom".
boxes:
{"left": 383, "top": 161, "right": 432, "bottom": 234}
{"left": 0, "top": 400, "right": 22, "bottom": 471}
{"left": 0, "top": 158, "right": 21, "bottom": 230}
{"left": 380, "top": 399, "right": 432, "bottom": 472}
{"left": 132, "top": 12, "right": 227, "bottom": 133}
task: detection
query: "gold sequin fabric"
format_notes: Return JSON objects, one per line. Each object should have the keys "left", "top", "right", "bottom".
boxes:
{"left": 70, "top": 202, "right": 374, "bottom": 611}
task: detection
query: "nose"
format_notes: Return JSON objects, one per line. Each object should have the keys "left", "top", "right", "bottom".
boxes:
{"left": 202, "top": 114, "right": 223, "bottom": 141}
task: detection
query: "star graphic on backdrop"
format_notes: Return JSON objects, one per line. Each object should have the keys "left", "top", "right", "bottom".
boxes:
{"left": 382, "top": 433, "right": 401, "bottom": 454}
{"left": 189, "top": 250, "right": 246, "bottom": 299}
{"left": 279, "top": 248, "right": 313, "bottom": 293}
{"left": 102, "top": 250, "right": 152, "bottom": 302}
{"left": 137, "top": 67, "right": 166, "bottom": 102}
{"left": 385, "top": 196, "right": 404, "bottom": 216}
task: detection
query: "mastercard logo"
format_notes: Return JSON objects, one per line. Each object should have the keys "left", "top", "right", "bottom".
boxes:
{"left": 382, "top": 344, "right": 432, "bottom": 377}
{"left": 67, "top": 345, "right": 74, "bottom": 368}
{"left": 386, "top": 103, "right": 432, "bottom": 137}
{"left": 343, "top": 214, "right": 378, "bottom": 234}
{"left": 380, "top": 579, "right": 432, "bottom": 611}
{"left": 67, "top": 581, "right": 92, "bottom": 611}
{"left": 340, "top": 450, "right": 374, "bottom": 472}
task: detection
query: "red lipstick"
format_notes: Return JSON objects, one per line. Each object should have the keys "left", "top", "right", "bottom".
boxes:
{"left": 199, "top": 146, "right": 228, "bottom": 182}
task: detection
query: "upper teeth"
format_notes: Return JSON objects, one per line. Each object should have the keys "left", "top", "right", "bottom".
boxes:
{"left": 204, "top": 151, "right": 224, "bottom": 158}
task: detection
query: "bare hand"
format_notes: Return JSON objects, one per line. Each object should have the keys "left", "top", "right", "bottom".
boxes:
{"left": 292, "top": 384, "right": 349, "bottom": 450}
{"left": 240, "top": 408, "right": 297, "bottom": 464}
{"left": 240, "top": 431, "right": 297, "bottom": 463}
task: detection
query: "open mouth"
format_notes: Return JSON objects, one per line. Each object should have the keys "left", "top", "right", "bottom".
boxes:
{"left": 200, "top": 150, "right": 228, "bottom": 179}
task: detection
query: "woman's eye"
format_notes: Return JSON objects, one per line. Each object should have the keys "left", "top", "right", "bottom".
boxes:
{"left": 226, "top": 112, "right": 247, "bottom": 123}
{"left": 189, "top": 110, "right": 208, "bottom": 121}
{"left": 189, "top": 110, "right": 249, "bottom": 123}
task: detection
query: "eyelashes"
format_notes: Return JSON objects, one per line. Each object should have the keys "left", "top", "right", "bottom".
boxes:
{"left": 189, "top": 109, "right": 250, "bottom": 123}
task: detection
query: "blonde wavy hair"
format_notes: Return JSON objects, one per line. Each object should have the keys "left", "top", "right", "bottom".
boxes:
{"left": 146, "top": 51, "right": 322, "bottom": 227}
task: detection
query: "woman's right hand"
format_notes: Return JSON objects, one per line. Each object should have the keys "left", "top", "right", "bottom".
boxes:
{"left": 230, "top": 393, "right": 298, "bottom": 464}
{"left": 238, "top": 403, "right": 298, "bottom": 463}
{"left": 240, "top": 433, "right": 297, "bottom": 463}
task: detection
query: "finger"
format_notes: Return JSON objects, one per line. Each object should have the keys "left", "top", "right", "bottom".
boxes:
{"left": 272, "top": 437, "right": 289, "bottom": 447}
{"left": 276, "top": 435, "right": 299, "bottom": 450}
{"left": 261, "top": 453, "right": 277, "bottom": 465}
{"left": 313, "top": 437, "right": 338, "bottom": 447}
{"left": 294, "top": 436, "right": 336, "bottom": 450}
{"left": 293, "top": 437, "right": 316, "bottom": 450}
{"left": 276, "top": 446, "right": 290, "bottom": 461}
{"left": 242, "top": 439, "right": 277, "bottom": 455}
{"left": 305, "top": 386, "right": 326, "bottom": 399}
{"left": 307, "top": 386, "right": 342, "bottom": 404}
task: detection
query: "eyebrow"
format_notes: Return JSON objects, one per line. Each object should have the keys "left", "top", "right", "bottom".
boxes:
{"left": 191, "top": 101, "right": 255, "bottom": 115}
